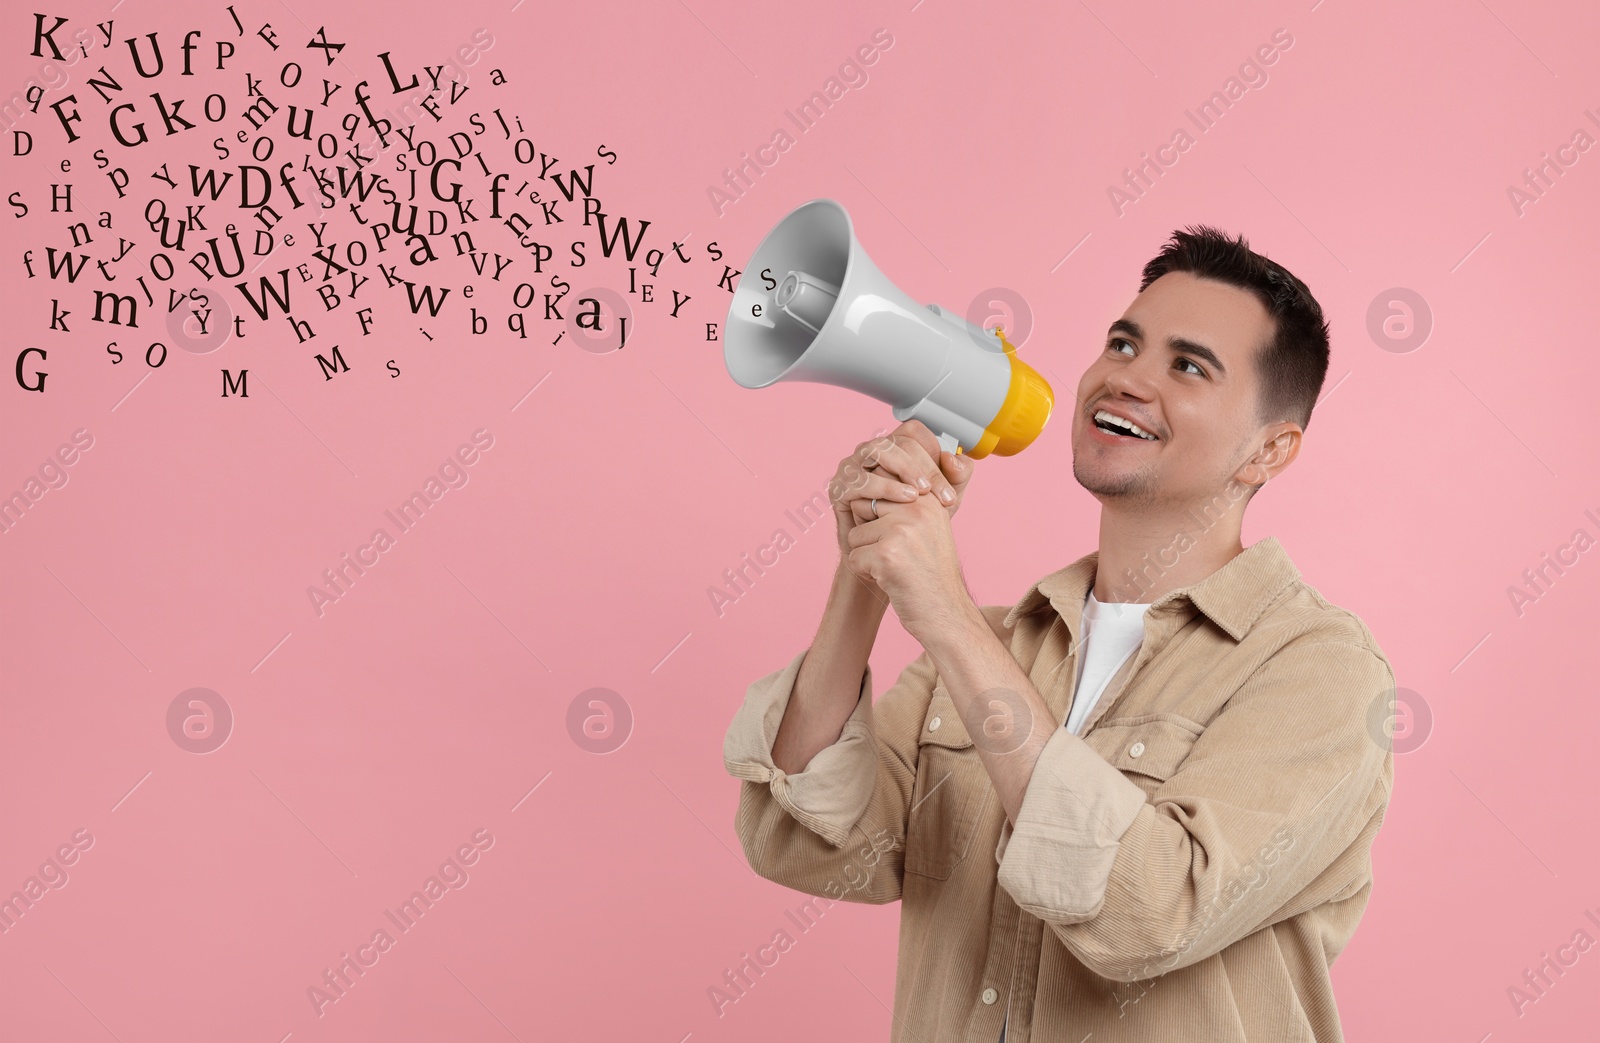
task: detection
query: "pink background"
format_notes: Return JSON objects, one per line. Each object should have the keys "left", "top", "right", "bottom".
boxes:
{"left": 2, "top": 0, "right": 1596, "bottom": 1040}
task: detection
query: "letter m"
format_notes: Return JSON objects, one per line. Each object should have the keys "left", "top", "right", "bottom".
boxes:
{"left": 92, "top": 290, "right": 139, "bottom": 327}
{"left": 315, "top": 345, "right": 350, "bottom": 380}
{"left": 242, "top": 95, "right": 278, "bottom": 130}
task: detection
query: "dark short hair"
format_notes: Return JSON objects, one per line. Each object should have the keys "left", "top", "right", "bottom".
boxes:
{"left": 1138, "top": 225, "right": 1330, "bottom": 433}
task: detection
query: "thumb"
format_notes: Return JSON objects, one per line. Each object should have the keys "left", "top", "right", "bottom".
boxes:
{"left": 943, "top": 450, "right": 975, "bottom": 484}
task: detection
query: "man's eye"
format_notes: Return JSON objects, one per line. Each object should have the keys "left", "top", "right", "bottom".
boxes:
{"left": 1107, "top": 337, "right": 1134, "bottom": 355}
{"left": 1176, "top": 357, "right": 1206, "bottom": 376}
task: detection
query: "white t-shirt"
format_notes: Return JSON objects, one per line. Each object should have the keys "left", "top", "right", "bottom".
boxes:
{"left": 1064, "top": 591, "right": 1152, "bottom": 734}
{"left": 1003, "top": 590, "right": 1151, "bottom": 1041}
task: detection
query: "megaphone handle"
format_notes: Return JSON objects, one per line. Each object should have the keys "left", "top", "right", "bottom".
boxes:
{"left": 935, "top": 431, "right": 961, "bottom": 457}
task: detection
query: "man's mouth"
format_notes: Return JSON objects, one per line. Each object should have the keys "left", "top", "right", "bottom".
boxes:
{"left": 1090, "top": 409, "right": 1159, "bottom": 442}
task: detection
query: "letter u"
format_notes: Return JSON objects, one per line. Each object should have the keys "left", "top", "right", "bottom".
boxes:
{"left": 209, "top": 232, "right": 245, "bottom": 278}
{"left": 127, "top": 33, "right": 165, "bottom": 77}
{"left": 158, "top": 218, "right": 186, "bottom": 251}
{"left": 391, "top": 203, "right": 419, "bottom": 235}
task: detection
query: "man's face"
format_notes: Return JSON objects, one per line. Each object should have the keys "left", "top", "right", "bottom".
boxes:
{"left": 1071, "top": 271, "right": 1276, "bottom": 510}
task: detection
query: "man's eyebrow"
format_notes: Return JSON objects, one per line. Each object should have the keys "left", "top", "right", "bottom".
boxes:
{"left": 1107, "top": 318, "right": 1228, "bottom": 378}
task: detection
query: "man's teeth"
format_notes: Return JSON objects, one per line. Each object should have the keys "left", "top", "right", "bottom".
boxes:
{"left": 1093, "top": 410, "right": 1157, "bottom": 440}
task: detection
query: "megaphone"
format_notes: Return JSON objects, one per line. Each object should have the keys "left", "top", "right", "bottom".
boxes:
{"left": 723, "top": 198, "right": 1054, "bottom": 459}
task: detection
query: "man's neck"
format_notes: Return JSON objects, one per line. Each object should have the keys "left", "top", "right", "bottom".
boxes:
{"left": 1092, "top": 494, "right": 1246, "bottom": 604}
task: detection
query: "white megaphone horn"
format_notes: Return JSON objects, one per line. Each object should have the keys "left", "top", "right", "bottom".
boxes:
{"left": 723, "top": 198, "right": 1054, "bottom": 459}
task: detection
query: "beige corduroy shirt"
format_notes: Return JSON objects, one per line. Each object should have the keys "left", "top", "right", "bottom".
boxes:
{"left": 723, "top": 536, "right": 1395, "bottom": 1042}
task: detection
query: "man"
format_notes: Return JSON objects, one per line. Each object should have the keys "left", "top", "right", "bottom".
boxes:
{"left": 723, "top": 226, "right": 1396, "bottom": 1042}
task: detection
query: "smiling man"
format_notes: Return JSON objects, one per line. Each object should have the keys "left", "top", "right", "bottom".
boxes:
{"left": 723, "top": 226, "right": 1396, "bottom": 1042}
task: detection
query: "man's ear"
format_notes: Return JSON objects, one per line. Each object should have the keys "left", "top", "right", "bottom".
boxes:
{"left": 1237, "top": 424, "right": 1301, "bottom": 488}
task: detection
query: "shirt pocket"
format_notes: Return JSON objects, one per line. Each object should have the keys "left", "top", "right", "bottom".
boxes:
{"left": 904, "top": 687, "right": 991, "bottom": 880}
{"left": 1091, "top": 714, "right": 1205, "bottom": 797}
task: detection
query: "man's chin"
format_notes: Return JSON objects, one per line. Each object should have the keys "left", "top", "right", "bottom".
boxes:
{"left": 1072, "top": 463, "right": 1157, "bottom": 503}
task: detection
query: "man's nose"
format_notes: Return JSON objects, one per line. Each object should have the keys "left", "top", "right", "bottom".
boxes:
{"left": 1100, "top": 358, "right": 1158, "bottom": 400}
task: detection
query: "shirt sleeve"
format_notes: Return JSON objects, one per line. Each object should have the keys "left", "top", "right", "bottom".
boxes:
{"left": 995, "top": 636, "right": 1395, "bottom": 982}
{"left": 722, "top": 628, "right": 957, "bottom": 905}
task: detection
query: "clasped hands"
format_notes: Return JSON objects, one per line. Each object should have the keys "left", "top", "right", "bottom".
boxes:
{"left": 827, "top": 420, "right": 981, "bottom": 646}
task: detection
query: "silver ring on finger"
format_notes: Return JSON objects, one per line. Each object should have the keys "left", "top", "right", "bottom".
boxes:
{"left": 869, "top": 498, "right": 879, "bottom": 519}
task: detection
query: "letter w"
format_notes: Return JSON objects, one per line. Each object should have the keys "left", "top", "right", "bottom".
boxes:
{"left": 45, "top": 248, "right": 89, "bottom": 282}
{"left": 188, "top": 165, "right": 234, "bottom": 200}
{"left": 595, "top": 213, "right": 651, "bottom": 261}
{"left": 403, "top": 282, "right": 450, "bottom": 316}
{"left": 235, "top": 271, "right": 293, "bottom": 319}
{"left": 549, "top": 164, "right": 594, "bottom": 202}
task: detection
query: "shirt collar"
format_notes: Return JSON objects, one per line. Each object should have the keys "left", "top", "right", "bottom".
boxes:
{"left": 1001, "top": 535, "right": 1301, "bottom": 642}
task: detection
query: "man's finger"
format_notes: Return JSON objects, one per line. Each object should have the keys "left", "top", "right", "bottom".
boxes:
{"left": 940, "top": 450, "right": 974, "bottom": 487}
{"left": 893, "top": 419, "right": 943, "bottom": 462}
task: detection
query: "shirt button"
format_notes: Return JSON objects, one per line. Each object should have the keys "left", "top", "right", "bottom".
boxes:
{"left": 981, "top": 987, "right": 998, "bottom": 1005}
{"left": 1129, "top": 741, "right": 1146, "bottom": 758}
{"left": 928, "top": 717, "right": 942, "bottom": 732}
